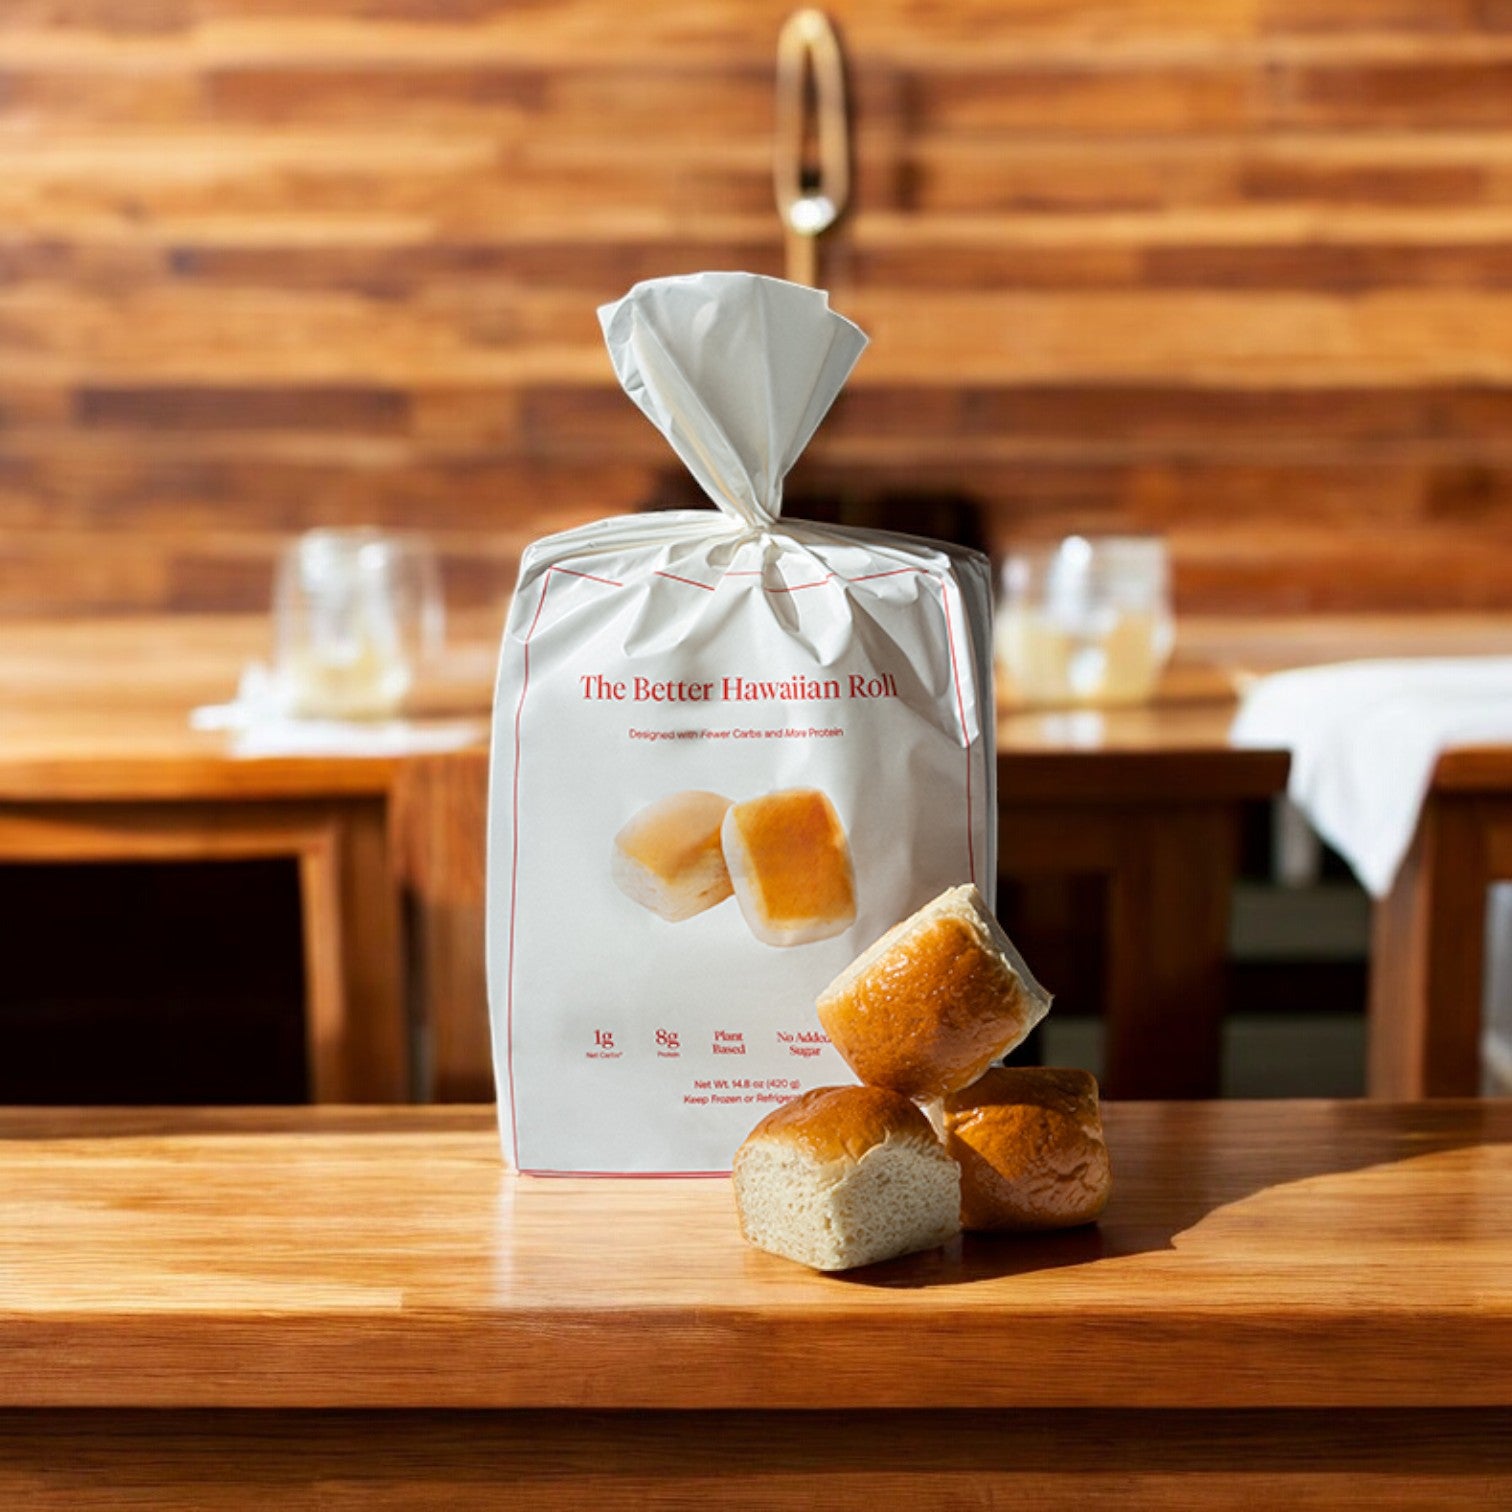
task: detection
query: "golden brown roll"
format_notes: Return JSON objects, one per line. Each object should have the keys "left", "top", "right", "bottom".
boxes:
{"left": 732, "top": 1085, "right": 960, "bottom": 1271}
{"left": 611, "top": 790, "right": 734, "bottom": 921}
{"left": 721, "top": 788, "right": 856, "bottom": 946}
{"left": 941, "top": 1066, "right": 1112, "bottom": 1231}
{"left": 815, "top": 884, "right": 1050, "bottom": 1098}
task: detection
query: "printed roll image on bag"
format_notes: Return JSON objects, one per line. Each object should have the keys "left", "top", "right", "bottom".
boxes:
{"left": 487, "top": 272, "right": 996, "bottom": 1174}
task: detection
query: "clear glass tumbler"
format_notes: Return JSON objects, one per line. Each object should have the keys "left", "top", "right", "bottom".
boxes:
{"left": 996, "top": 535, "right": 1174, "bottom": 707}
{"left": 273, "top": 528, "right": 444, "bottom": 719}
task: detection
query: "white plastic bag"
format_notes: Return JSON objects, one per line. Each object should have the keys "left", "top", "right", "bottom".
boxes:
{"left": 487, "top": 274, "right": 996, "bottom": 1174}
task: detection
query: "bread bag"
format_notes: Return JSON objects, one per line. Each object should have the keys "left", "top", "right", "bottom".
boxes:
{"left": 488, "top": 273, "right": 996, "bottom": 1173}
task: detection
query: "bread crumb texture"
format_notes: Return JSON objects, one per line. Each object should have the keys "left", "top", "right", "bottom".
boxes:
{"left": 733, "top": 1085, "right": 960, "bottom": 1271}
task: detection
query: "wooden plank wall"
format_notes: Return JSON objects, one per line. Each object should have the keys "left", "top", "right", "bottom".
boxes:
{"left": 2, "top": 0, "right": 1512, "bottom": 616}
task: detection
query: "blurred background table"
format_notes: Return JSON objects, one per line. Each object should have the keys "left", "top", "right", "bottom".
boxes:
{"left": 994, "top": 699, "right": 1285, "bottom": 1098}
{"left": 0, "top": 617, "right": 413, "bottom": 1103}
{"left": 5, "top": 612, "right": 1511, "bottom": 1104}
{"left": 1372, "top": 745, "right": 1512, "bottom": 1098}
{"left": 999, "top": 616, "right": 1512, "bottom": 1099}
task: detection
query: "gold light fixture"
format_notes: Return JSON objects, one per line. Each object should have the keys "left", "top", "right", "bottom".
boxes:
{"left": 773, "top": 9, "right": 851, "bottom": 287}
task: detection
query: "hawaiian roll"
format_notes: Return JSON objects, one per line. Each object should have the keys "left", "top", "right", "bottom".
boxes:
{"left": 721, "top": 788, "right": 856, "bottom": 946}
{"left": 942, "top": 1067, "right": 1111, "bottom": 1231}
{"left": 611, "top": 790, "right": 734, "bottom": 922}
{"left": 816, "top": 884, "right": 1051, "bottom": 1098}
{"left": 732, "top": 1085, "right": 961, "bottom": 1271}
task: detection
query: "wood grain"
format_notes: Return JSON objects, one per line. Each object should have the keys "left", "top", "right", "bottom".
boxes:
{"left": 3, "top": 1408, "right": 1512, "bottom": 1510}
{"left": 0, "top": 615, "right": 436, "bottom": 1101}
{"left": 393, "top": 750, "right": 492, "bottom": 1101}
{"left": 0, "top": 797, "right": 408, "bottom": 1102}
{"left": 0, "top": 1101, "right": 1509, "bottom": 1412}
{"left": 0, "top": 613, "right": 494, "bottom": 801}
{"left": 4, "top": 2, "right": 1512, "bottom": 614}
{"left": 382, "top": 611, "right": 1510, "bottom": 1103}
{"left": 1369, "top": 760, "right": 1512, "bottom": 1097}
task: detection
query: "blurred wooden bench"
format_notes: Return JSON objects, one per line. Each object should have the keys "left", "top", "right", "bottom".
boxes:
{"left": 1370, "top": 745, "right": 1512, "bottom": 1097}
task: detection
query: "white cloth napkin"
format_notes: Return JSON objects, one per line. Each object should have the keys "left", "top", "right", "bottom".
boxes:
{"left": 1231, "top": 658, "right": 1512, "bottom": 897}
{"left": 191, "top": 662, "right": 484, "bottom": 759}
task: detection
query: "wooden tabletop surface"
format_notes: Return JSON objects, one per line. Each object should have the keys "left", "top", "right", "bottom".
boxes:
{"left": 0, "top": 614, "right": 496, "bottom": 801}
{"left": 2, "top": 612, "right": 1508, "bottom": 800}
{"left": 1, "top": 1100, "right": 1508, "bottom": 1413}
{"left": 0, "top": 615, "right": 390, "bottom": 800}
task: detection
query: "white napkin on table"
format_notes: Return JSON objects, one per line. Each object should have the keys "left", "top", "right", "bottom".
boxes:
{"left": 1231, "top": 658, "right": 1512, "bottom": 897}
{"left": 191, "top": 662, "right": 484, "bottom": 759}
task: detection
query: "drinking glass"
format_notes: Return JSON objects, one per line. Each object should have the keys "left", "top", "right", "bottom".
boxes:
{"left": 996, "top": 535, "right": 1174, "bottom": 707}
{"left": 273, "top": 529, "right": 444, "bottom": 719}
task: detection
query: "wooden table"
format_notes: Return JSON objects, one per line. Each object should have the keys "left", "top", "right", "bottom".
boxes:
{"left": 1, "top": 1101, "right": 1509, "bottom": 1508}
{"left": 1185, "top": 613, "right": 1512, "bottom": 1099}
{"left": 997, "top": 614, "right": 1512, "bottom": 1099}
{"left": 398, "top": 612, "right": 1512, "bottom": 1102}
{"left": 10, "top": 616, "right": 1289, "bottom": 1107}
{"left": 7, "top": 612, "right": 1511, "bottom": 1105}
{"left": 994, "top": 700, "right": 1286, "bottom": 1098}
{"left": 1371, "top": 745, "right": 1512, "bottom": 1097}
{"left": 0, "top": 617, "right": 421, "bottom": 1102}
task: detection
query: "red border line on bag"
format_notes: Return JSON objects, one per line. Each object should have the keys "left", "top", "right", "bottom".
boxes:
{"left": 507, "top": 557, "right": 979, "bottom": 1175}
{"left": 553, "top": 566, "right": 624, "bottom": 587}
{"left": 508, "top": 564, "right": 629, "bottom": 1166}
{"left": 765, "top": 573, "right": 838, "bottom": 593}
{"left": 938, "top": 579, "right": 976, "bottom": 884}
{"left": 840, "top": 566, "right": 978, "bottom": 888}
{"left": 507, "top": 570, "right": 561, "bottom": 1164}
{"left": 653, "top": 569, "right": 717, "bottom": 591}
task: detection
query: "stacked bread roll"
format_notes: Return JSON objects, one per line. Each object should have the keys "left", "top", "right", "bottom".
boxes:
{"left": 733, "top": 884, "right": 1113, "bottom": 1270}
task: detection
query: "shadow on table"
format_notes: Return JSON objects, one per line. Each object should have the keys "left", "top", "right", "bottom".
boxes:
{"left": 832, "top": 1101, "right": 1510, "bottom": 1289}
